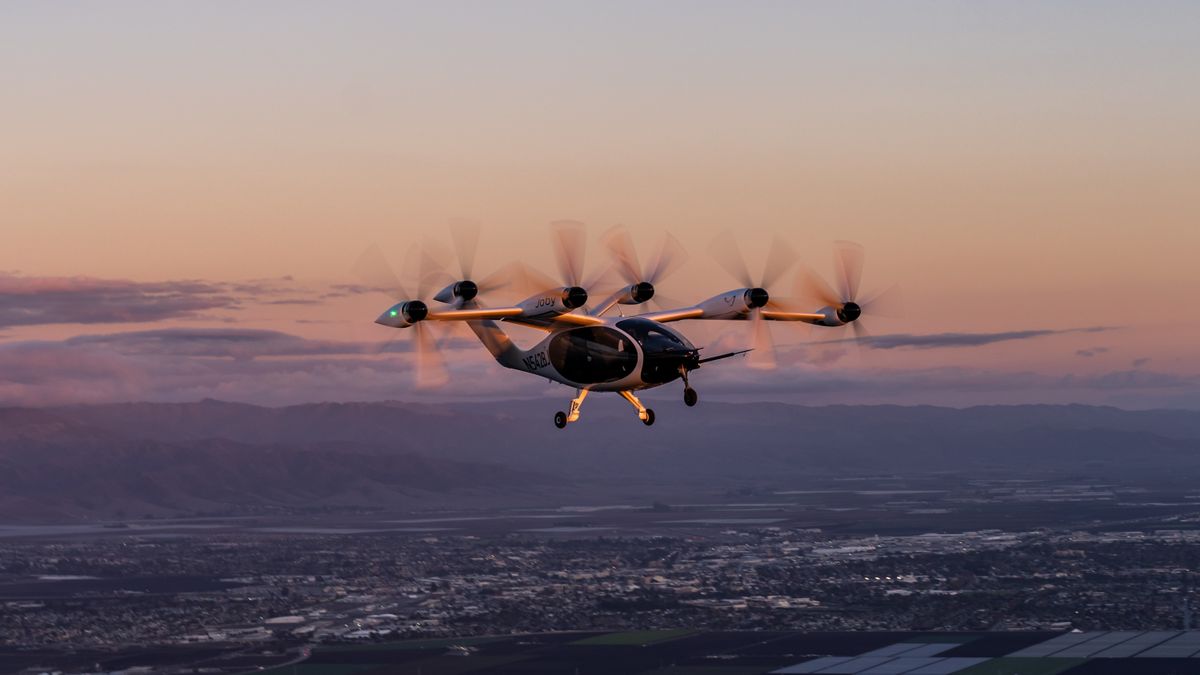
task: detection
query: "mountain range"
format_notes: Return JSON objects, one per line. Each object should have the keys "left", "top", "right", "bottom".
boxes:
{"left": 2, "top": 399, "right": 1200, "bottom": 521}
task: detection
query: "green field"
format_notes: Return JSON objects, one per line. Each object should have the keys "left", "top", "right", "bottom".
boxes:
{"left": 570, "top": 629, "right": 696, "bottom": 646}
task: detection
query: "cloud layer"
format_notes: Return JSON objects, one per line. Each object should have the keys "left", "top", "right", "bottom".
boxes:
{"left": 0, "top": 327, "right": 1195, "bottom": 409}
{"left": 0, "top": 273, "right": 313, "bottom": 328}
{"left": 0, "top": 273, "right": 1188, "bottom": 409}
{"left": 816, "top": 326, "right": 1116, "bottom": 350}
{"left": 64, "top": 328, "right": 476, "bottom": 359}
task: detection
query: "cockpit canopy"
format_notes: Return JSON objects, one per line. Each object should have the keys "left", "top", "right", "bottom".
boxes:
{"left": 616, "top": 318, "right": 694, "bottom": 354}
{"left": 617, "top": 318, "right": 697, "bottom": 385}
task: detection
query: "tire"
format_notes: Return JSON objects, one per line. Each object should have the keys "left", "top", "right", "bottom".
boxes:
{"left": 683, "top": 388, "right": 698, "bottom": 407}
{"left": 554, "top": 411, "right": 567, "bottom": 429}
{"left": 642, "top": 408, "right": 655, "bottom": 426}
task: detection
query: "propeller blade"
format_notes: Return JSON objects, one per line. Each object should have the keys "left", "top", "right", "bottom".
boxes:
{"left": 475, "top": 261, "right": 524, "bottom": 296}
{"left": 848, "top": 319, "right": 875, "bottom": 363}
{"left": 747, "top": 308, "right": 777, "bottom": 370}
{"left": 794, "top": 265, "right": 842, "bottom": 309}
{"left": 448, "top": 218, "right": 481, "bottom": 280}
{"left": 352, "top": 244, "right": 409, "bottom": 299}
{"left": 646, "top": 231, "right": 687, "bottom": 284}
{"left": 833, "top": 240, "right": 865, "bottom": 301}
{"left": 850, "top": 319, "right": 871, "bottom": 344}
{"left": 444, "top": 222, "right": 526, "bottom": 301}
{"left": 761, "top": 235, "right": 797, "bottom": 289}
{"left": 511, "top": 261, "right": 562, "bottom": 298}
{"left": 762, "top": 295, "right": 800, "bottom": 313}
{"left": 861, "top": 283, "right": 905, "bottom": 319}
{"left": 601, "top": 225, "right": 642, "bottom": 284}
{"left": 582, "top": 264, "right": 618, "bottom": 297}
{"left": 413, "top": 323, "right": 449, "bottom": 389}
{"left": 369, "top": 331, "right": 404, "bottom": 356}
{"left": 650, "top": 291, "right": 687, "bottom": 311}
{"left": 416, "top": 243, "right": 452, "bottom": 299}
{"left": 550, "top": 220, "right": 587, "bottom": 287}
{"left": 708, "top": 231, "right": 755, "bottom": 288}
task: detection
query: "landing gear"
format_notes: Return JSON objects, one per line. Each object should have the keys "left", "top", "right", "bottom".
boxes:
{"left": 553, "top": 389, "right": 590, "bottom": 429}
{"left": 556, "top": 389, "right": 660, "bottom": 427}
{"left": 619, "top": 390, "right": 655, "bottom": 426}
{"left": 680, "top": 366, "right": 698, "bottom": 407}
{"left": 567, "top": 388, "right": 588, "bottom": 423}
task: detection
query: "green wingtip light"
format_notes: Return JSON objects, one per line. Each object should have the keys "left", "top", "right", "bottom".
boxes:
{"left": 389, "top": 310, "right": 398, "bottom": 317}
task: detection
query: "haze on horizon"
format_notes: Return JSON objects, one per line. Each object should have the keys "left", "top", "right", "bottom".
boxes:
{"left": 2, "top": 1, "right": 1198, "bottom": 409}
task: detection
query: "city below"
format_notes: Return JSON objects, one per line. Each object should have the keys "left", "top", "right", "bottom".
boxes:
{"left": 5, "top": 474, "right": 1200, "bottom": 674}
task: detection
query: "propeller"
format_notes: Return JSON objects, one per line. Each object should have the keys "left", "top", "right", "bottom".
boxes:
{"left": 540, "top": 220, "right": 613, "bottom": 310}
{"left": 352, "top": 243, "right": 449, "bottom": 389}
{"left": 420, "top": 219, "right": 532, "bottom": 305}
{"left": 602, "top": 226, "right": 688, "bottom": 308}
{"left": 796, "top": 240, "right": 904, "bottom": 345}
{"left": 551, "top": 219, "right": 588, "bottom": 289}
{"left": 707, "top": 232, "right": 801, "bottom": 370}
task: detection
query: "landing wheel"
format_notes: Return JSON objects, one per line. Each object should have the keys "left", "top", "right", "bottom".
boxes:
{"left": 641, "top": 408, "right": 656, "bottom": 426}
{"left": 554, "top": 411, "right": 567, "bottom": 429}
{"left": 683, "top": 387, "right": 698, "bottom": 407}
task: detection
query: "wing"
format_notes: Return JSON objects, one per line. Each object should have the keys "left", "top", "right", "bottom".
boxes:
{"left": 634, "top": 306, "right": 827, "bottom": 324}
{"left": 502, "top": 312, "right": 606, "bottom": 331}
{"left": 426, "top": 307, "right": 524, "bottom": 321}
{"left": 633, "top": 306, "right": 704, "bottom": 323}
{"left": 428, "top": 307, "right": 605, "bottom": 331}
{"left": 760, "top": 309, "right": 827, "bottom": 323}
{"left": 547, "top": 312, "right": 606, "bottom": 327}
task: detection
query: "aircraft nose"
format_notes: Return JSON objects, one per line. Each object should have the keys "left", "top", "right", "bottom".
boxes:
{"left": 376, "top": 305, "right": 403, "bottom": 327}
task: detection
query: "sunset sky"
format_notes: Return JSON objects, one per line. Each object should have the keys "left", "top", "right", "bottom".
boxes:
{"left": 3, "top": 1, "right": 1198, "bottom": 408}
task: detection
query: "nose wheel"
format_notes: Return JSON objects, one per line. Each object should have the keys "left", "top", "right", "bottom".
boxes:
{"left": 553, "top": 411, "right": 567, "bottom": 429}
{"left": 680, "top": 366, "right": 698, "bottom": 407}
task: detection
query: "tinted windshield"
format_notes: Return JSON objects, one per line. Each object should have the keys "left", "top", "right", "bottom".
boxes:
{"left": 616, "top": 318, "right": 688, "bottom": 351}
{"left": 618, "top": 318, "right": 695, "bottom": 385}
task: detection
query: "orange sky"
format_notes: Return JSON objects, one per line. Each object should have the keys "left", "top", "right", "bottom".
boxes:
{"left": 2, "top": 2, "right": 1198, "bottom": 407}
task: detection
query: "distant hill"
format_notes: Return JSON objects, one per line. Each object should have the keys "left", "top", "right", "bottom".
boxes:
{"left": 1, "top": 400, "right": 1199, "bottom": 521}
{"left": 53, "top": 398, "right": 1200, "bottom": 475}
{"left": 0, "top": 407, "right": 549, "bottom": 521}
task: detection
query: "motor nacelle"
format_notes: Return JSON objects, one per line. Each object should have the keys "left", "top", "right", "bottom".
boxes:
{"left": 563, "top": 285, "right": 589, "bottom": 309}
{"left": 516, "top": 286, "right": 589, "bottom": 317}
{"left": 433, "top": 280, "right": 479, "bottom": 304}
{"left": 375, "top": 300, "right": 428, "bottom": 328}
{"left": 617, "top": 281, "right": 655, "bottom": 305}
{"left": 837, "top": 301, "right": 861, "bottom": 323}
{"left": 811, "top": 301, "right": 861, "bottom": 326}
{"left": 693, "top": 287, "right": 769, "bottom": 319}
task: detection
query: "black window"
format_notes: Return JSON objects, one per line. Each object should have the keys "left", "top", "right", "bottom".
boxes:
{"left": 618, "top": 318, "right": 695, "bottom": 385}
{"left": 547, "top": 327, "right": 638, "bottom": 384}
{"left": 616, "top": 318, "right": 687, "bottom": 351}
